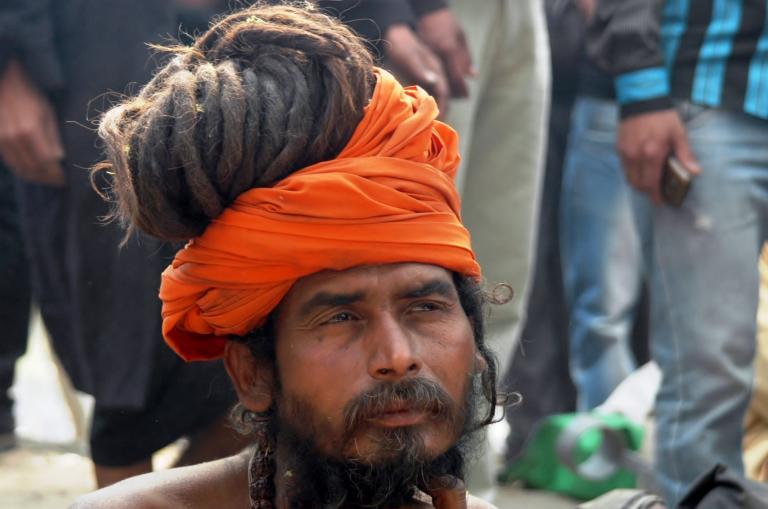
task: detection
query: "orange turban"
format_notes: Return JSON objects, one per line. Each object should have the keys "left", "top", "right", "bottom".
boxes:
{"left": 160, "top": 68, "right": 481, "bottom": 361}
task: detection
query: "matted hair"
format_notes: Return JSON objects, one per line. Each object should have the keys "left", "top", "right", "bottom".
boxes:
{"left": 95, "top": 2, "right": 375, "bottom": 242}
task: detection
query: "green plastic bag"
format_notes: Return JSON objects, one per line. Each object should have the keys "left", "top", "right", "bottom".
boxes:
{"left": 498, "top": 412, "right": 644, "bottom": 501}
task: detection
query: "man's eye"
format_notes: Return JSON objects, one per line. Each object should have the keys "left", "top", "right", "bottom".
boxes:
{"left": 326, "top": 311, "right": 355, "bottom": 324}
{"left": 412, "top": 301, "right": 442, "bottom": 312}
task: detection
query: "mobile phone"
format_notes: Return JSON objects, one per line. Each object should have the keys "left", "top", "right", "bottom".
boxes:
{"left": 661, "top": 156, "right": 693, "bottom": 207}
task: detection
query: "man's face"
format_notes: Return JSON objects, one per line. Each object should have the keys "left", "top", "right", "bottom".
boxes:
{"left": 272, "top": 263, "right": 478, "bottom": 465}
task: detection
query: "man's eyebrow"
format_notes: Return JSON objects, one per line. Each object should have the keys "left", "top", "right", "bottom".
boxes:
{"left": 399, "top": 278, "right": 456, "bottom": 299}
{"left": 298, "top": 290, "right": 365, "bottom": 318}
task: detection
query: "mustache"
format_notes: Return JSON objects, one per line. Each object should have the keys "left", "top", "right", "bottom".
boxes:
{"left": 342, "top": 378, "right": 457, "bottom": 436}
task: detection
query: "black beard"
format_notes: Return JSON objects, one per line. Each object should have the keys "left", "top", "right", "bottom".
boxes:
{"left": 271, "top": 377, "right": 484, "bottom": 509}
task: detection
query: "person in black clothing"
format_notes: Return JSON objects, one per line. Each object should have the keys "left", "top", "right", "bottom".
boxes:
{"left": 0, "top": 0, "right": 246, "bottom": 486}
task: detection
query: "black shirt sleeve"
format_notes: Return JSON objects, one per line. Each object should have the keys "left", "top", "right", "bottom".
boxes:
{"left": 587, "top": 0, "right": 673, "bottom": 117}
{"left": 317, "top": 0, "right": 449, "bottom": 58}
{"left": 408, "top": 0, "right": 448, "bottom": 18}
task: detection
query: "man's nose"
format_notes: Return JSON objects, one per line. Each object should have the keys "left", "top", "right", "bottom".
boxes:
{"left": 367, "top": 314, "right": 422, "bottom": 380}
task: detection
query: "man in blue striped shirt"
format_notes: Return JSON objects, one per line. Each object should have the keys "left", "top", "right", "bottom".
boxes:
{"left": 588, "top": 0, "right": 768, "bottom": 505}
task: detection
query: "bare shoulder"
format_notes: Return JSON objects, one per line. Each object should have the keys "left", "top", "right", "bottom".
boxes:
{"left": 69, "top": 452, "right": 249, "bottom": 509}
{"left": 468, "top": 494, "right": 498, "bottom": 509}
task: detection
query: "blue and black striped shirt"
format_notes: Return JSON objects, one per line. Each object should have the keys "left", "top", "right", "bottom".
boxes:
{"left": 588, "top": 0, "right": 768, "bottom": 119}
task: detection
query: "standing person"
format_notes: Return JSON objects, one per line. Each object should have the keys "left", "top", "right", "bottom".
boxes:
{"left": 0, "top": 1, "right": 244, "bottom": 486}
{"left": 321, "top": 0, "right": 550, "bottom": 374}
{"left": 589, "top": 0, "right": 768, "bottom": 503}
{"left": 320, "top": 1, "right": 550, "bottom": 496}
{"left": 73, "top": 6, "right": 502, "bottom": 507}
{"left": 501, "top": 0, "right": 652, "bottom": 476}
{"left": 434, "top": 0, "right": 550, "bottom": 377}
{"left": 0, "top": 162, "right": 30, "bottom": 451}
{"left": 500, "top": 0, "right": 586, "bottom": 466}
{"left": 560, "top": 61, "right": 653, "bottom": 412}
{"left": 390, "top": 0, "right": 551, "bottom": 496}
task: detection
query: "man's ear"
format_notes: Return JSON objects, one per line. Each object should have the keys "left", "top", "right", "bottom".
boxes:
{"left": 224, "top": 341, "right": 275, "bottom": 413}
{"left": 474, "top": 351, "right": 488, "bottom": 375}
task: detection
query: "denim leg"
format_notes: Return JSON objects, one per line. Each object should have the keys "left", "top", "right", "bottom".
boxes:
{"left": 652, "top": 104, "right": 768, "bottom": 504}
{"left": 560, "top": 97, "right": 652, "bottom": 411}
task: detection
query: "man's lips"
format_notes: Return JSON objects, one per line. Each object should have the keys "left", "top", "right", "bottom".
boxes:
{"left": 365, "top": 402, "right": 430, "bottom": 428}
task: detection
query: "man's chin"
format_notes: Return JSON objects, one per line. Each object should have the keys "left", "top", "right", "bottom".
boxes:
{"left": 277, "top": 420, "right": 469, "bottom": 509}
{"left": 341, "top": 425, "right": 451, "bottom": 466}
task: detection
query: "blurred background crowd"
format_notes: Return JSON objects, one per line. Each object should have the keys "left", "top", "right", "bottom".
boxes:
{"left": 2, "top": 0, "right": 768, "bottom": 507}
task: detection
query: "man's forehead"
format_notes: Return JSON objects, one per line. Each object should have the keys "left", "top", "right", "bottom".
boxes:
{"left": 285, "top": 263, "right": 458, "bottom": 306}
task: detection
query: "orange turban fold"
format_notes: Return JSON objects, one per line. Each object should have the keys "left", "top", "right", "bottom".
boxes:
{"left": 160, "top": 68, "right": 481, "bottom": 361}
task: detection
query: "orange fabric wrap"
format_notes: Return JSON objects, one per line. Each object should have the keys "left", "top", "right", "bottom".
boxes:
{"left": 160, "top": 68, "right": 481, "bottom": 361}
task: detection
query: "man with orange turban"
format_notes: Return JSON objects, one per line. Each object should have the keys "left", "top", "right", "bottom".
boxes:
{"left": 74, "top": 4, "right": 503, "bottom": 508}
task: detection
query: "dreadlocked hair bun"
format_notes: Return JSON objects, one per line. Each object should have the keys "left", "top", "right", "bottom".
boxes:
{"left": 95, "top": 2, "right": 375, "bottom": 242}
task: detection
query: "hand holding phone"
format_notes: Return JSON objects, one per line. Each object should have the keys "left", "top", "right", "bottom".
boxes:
{"left": 661, "top": 156, "right": 693, "bottom": 207}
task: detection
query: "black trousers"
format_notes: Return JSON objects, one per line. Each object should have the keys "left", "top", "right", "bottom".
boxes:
{"left": 0, "top": 164, "right": 30, "bottom": 415}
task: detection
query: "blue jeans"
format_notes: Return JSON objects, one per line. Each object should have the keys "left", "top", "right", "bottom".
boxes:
{"left": 560, "top": 97, "right": 653, "bottom": 411}
{"left": 652, "top": 103, "right": 768, "bottom": 504}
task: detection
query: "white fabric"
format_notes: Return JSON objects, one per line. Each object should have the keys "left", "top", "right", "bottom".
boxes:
{"left": 443, "top": 0, "right": 551, "bottom": 499}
